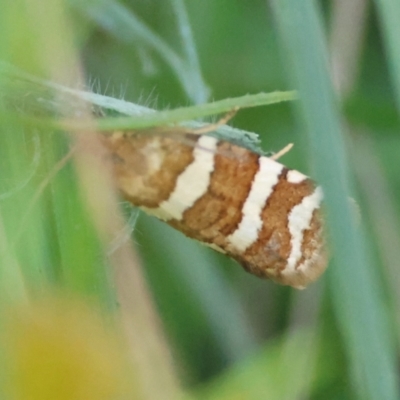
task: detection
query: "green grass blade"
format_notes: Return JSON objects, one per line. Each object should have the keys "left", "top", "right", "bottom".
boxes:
{"left": 271, "top": 1, "right": 399, "bottom": 399}
{"left": 373, "top": 0, "right": 400, "bottom": 112}
{"left": 70, "top": 0, "right": 204, "bottom": 103}
{"left": 169, "top": 0, "right": 210, "bottom": 104}
{"left": 93, "top": 91, "right": 297, "bottom": 130}
{"left": 0, "top": 64, "right": 296, "bottom": 152}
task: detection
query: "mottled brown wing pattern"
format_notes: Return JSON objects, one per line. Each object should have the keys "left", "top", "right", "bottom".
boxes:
{"left": 102, "top": 130, "right": 327, "bottom": 289}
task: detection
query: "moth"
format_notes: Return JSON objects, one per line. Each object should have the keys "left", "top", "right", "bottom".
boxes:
{"left": 101, "top": 121, "right": 327, "bottom": 289}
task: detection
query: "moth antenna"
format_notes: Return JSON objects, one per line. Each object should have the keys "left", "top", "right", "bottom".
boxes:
{"left": 270, "top": 143, "right": 294, "bottom": 161}
{"left": 189, "top": 107, "right": 239, "bottom": 135}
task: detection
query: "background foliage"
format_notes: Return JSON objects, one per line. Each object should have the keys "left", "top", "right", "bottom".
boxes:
{"left": 0, "top": 0, "right": 399, "bottom": 399}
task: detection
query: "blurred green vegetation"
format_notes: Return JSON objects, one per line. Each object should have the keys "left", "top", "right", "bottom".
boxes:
{"left": 0, "top": 0, "right": 400, "bottom": 399}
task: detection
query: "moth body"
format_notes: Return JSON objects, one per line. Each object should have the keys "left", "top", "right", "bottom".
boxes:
{"left": 103, "top": 131, "right": 327, "bottom": 289}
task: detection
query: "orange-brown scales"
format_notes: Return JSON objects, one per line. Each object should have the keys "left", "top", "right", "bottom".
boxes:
{"left": 102, "top": 129, "right": 327, "bottom": 289}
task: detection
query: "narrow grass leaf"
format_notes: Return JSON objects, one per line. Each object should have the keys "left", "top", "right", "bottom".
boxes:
{"left": 373, "top": 0, "right": 400, "bottom": 113}
{"left": 169, "top": 0, "right": 210, "bottom": 104}
{"left": 271, "top": 1, "right": 399, "bottom": 399}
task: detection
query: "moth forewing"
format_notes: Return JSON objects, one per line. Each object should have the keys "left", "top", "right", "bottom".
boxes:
{"left": 102, "top": 127, "right": 327, "bottom": 289}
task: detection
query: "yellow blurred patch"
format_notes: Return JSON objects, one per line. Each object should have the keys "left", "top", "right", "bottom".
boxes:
{"left": 2, "top": 295, "right": 139, "bottom": 400}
